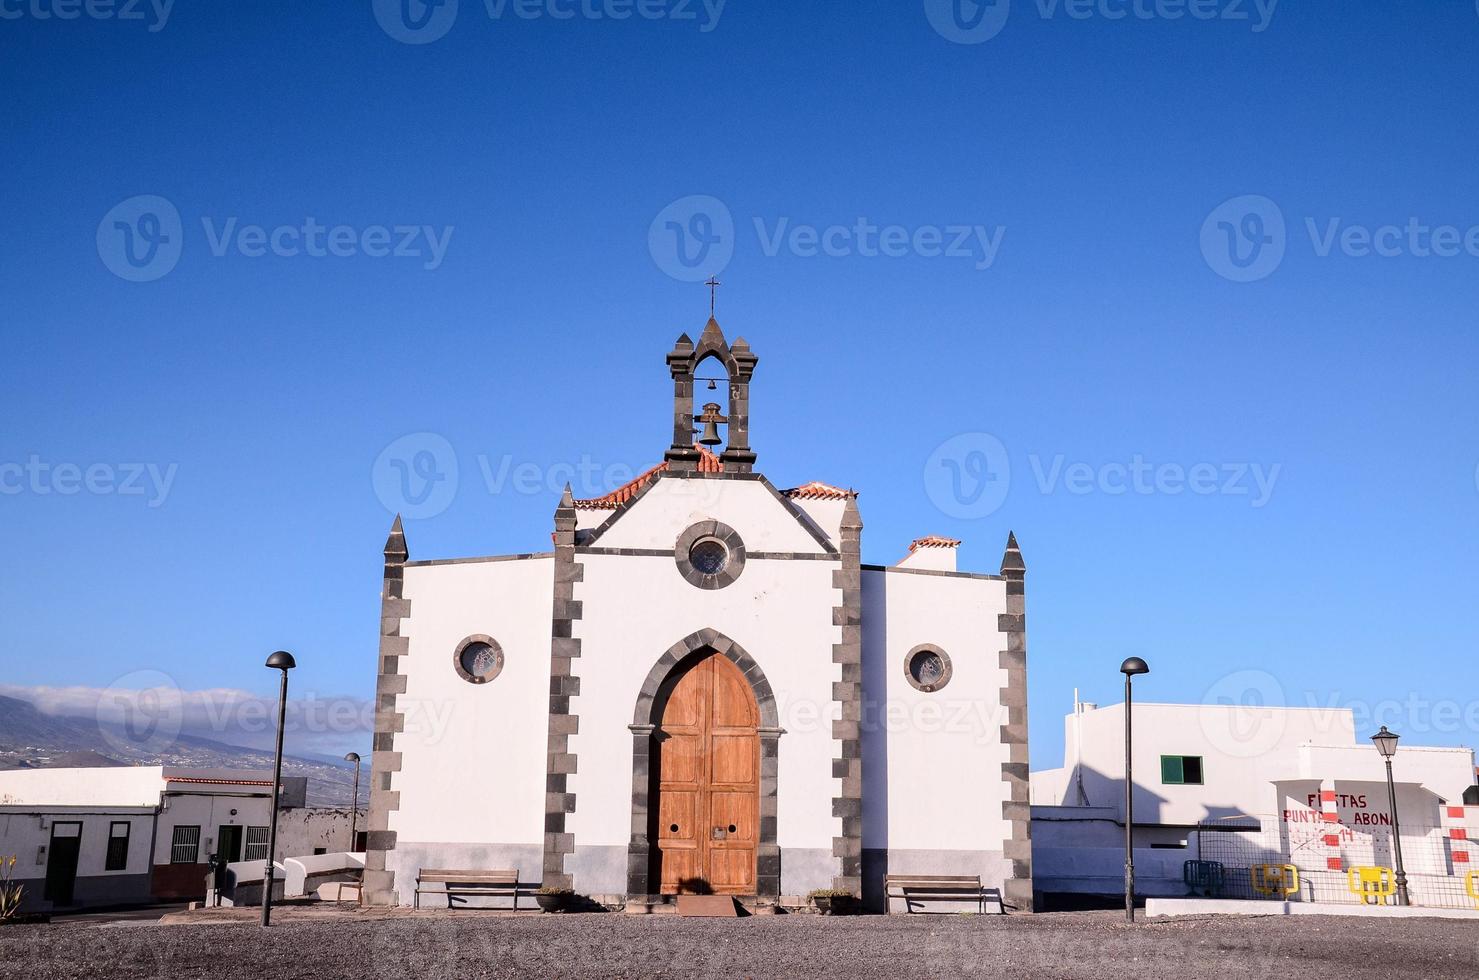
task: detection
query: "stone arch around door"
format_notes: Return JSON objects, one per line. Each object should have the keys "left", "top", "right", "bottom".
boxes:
{"left": 627, "top": 628, "right": 781, "bottom": 900}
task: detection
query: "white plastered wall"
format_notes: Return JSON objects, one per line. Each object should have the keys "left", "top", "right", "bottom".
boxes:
{"left": 593, "top": 478, "right": 829, "bottom": 554}
{"left": 390, "top": 557, "right": 554, "bottom": 849}
{"left": 860, "top": 569, "right": 1012, "bottom": 856}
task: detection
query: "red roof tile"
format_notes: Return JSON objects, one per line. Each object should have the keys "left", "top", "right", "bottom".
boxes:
{"left": 573, "top": 446, "right": 723, "bottom": 510}
{"left": 908, "top": 535, "right": 961, "bottom": 552}
{"left": 782, "top": 481, "right": 856, "bottom": 501}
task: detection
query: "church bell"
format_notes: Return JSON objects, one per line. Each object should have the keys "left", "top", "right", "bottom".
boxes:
{"left": 695, "top": 402, "right": 727, "bottom": 447}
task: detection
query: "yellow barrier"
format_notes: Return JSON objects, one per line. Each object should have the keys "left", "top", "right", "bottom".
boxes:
{"left": 1466, "top": 870, "right": 1479, "bottom": 909}
{"left": 1347, "top": 866, "right": 1395, "bottom": 905}
{"left": 1251, "top": 864, "right": 1299, "bottom": 897}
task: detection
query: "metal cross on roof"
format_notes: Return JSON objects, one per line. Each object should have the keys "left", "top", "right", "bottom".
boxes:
{"left": 705, "top": 276, "right": 720, "bottom": 315}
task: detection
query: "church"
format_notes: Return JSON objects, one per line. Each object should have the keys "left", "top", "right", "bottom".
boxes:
{"left": 361, "top": 316, "right": 1032, "bottom": 912}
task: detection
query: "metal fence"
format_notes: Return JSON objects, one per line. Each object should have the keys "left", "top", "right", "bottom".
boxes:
{"left": 1192, "top": 812, "right": 1479, "bottom": 910}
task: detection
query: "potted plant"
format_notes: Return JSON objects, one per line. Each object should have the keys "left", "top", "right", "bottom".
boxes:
{"left": 535, "top": 886, "right": 574, "bottom": 913}
{"left": 807, "top": 888, "right": 859, "bottom": 915}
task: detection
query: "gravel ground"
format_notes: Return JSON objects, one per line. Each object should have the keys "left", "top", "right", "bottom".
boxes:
{"left": 2, "top": 909, "right": 1477, "bottom": 979}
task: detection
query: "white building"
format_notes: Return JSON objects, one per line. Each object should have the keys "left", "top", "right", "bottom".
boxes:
{"left": 365, "top": 320, "right": 1032, "bottom": 912}
{"left": 0, "top": 766, "right": 307, "bottom": 912}
{"left": 1030, "top": 698, "right": 1478, "bottom": 903}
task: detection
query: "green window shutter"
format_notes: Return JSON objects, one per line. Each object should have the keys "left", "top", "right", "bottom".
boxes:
{"left": 1160, "top": 755, "right": 1183, "bottom": 784}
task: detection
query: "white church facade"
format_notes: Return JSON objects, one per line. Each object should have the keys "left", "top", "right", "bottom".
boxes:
{"left": 362, "top": 318, "right": 1032, "bottom": 911}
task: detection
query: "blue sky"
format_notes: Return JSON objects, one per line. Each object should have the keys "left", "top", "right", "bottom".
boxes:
{"left": 2, "top": 1, "right": 1478, "bottom": 768}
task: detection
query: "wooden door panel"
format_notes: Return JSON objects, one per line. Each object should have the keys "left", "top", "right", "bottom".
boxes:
{"left": 708, "top": 792, "right": 755, "bottom": 844}
{"left": 661, "top": 733, "right": 705, "bottom": 785}
{"left": 709, "top": 658, "right": 757, "bottom": 727}
{"left": 658, "top": 845, "right": 704, "bottom": 893}
{"left": 661, "top": 666, "right": 705, "bottom": 728}
{"left": 706, "top": 846, "right": 757, "bottom": 894}
{"left": 709, "top": 734, "right": 757, "bottom": 785}
{"left": 655, "top": 652, "right": 759, "bottom": 896}
{"left": 657, "top": 790, "right": 698, "bottom": 841}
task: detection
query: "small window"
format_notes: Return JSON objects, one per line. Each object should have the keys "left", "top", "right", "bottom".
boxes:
{"left": 1160, "top": 755, "right": 1205, "bottom": 785}
{"left": 313, "top": 847, "right": 327, "bottom": 856}
{"left": 105, "top": 821, "right": 131, "bottom": 871}
{"left": 243, "top": 826, "right": 270, "bottom": 862}
{"left": 170, "top": 825, "right": 201, "bottom": 864}
{"left": 453, "top": 635, "right": 505, "bottom": 685}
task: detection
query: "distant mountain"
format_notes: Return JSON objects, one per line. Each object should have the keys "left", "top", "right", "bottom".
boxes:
{"left": 0, "top": 695, "right": 365, "bottom": 806}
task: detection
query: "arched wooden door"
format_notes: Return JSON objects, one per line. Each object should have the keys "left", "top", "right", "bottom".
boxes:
{"left": 653, "top": 651, "right": 760, "bottom": 895}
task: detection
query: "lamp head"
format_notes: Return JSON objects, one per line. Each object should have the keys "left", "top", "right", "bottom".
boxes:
{"left": 1119, "top": 656, "right": 1150, "bottom": 677}
{"left": 1370, "top": 725, "right": 1400, "bottom": 758}
{"left": 265, "top": 650, "right": 297, "bottom": 671}
{"left": 344, "top": 751, "right": 361, "bottom": 764}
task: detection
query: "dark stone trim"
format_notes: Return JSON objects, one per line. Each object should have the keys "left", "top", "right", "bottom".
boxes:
{"left": 582, "top": 470, "right": 838, "bottom": 556}
{"left": 626, "top": 629, "right": 781, "bottom": 899}
{"left": 902, "top": 643, "right": 953, "bottom": 693}
{"left": 578, "top": 546, "right": 838, "bottom": 561}
{"left": 997, "top": 531, "right": 1033, "bottom": 912}
{"left": 860, "top": 564, "right": 1006, "bottom": 582}
{"left": 673, "top": 520, "right": 746, "bottom": 590}
{"left": 832, "top": 498, "right": 863, "bottom": 894}
{"left": 364, "top": 516, "right": 409, "bottom": 906}
{"left": 542, "top": 490, "right": 584, "bottom": 891}
{"left": 404, "top": 552, "right": 553, "bottom": 568}
{"left": 451, "top": 634, "right": 505, "bottom": 685}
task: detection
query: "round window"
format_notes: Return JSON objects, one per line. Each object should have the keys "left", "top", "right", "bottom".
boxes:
{"left": 453, "top": 636, "right": 504, "bottom": 684}
{"left": 688, "top": 537, "right": 729, "bottom": 575}
{"left": 904, "top": 645, "right": 953, "bottom": 693}
{"left": 674, "top": 521, "right": 746, "bottom": 590}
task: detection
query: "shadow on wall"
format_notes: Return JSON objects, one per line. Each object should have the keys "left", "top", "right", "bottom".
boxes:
{"left": 859, "top": 587, "right": 889, "bottom": 913}
{"left": 1071, "top": 763, "right": 1246, "bottom": 827}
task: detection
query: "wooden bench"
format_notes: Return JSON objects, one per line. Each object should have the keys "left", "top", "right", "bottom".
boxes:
{"left": 884, "top": 874, "right": 1002, "bottom": 914}
{"left": 414, "top": 868, "right": 522, "bottom": 910}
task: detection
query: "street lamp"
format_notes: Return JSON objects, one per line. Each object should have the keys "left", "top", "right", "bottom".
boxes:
{"left": 344, "top": 751, "right": 362, "bottom": 853}
{"left": 262, "top": 650, "right": 296, "bottom": 927}
{"left": 1120, "top": 656, "right": 1150, "bottom": 923}
{"left": 1370, "top": 725, "right": 1411, "bottom": 906}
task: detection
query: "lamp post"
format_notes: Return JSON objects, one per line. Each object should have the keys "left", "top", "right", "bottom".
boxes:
{"left": 1370, "top": 725, "right": 1411, "bottom": 907}
{"left": 344, "top": 751, "right": 362, "bottom": 853}
{"left": 262, "top": 650, "right": 296, "bottom": 927}
{"left": 1120, "top": 656, "right": 1150, "bottom": 923}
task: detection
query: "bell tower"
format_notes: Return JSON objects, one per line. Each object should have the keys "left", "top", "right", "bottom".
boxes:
{"left": 664, "top": 315, "right": 758, "bottom": 472}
